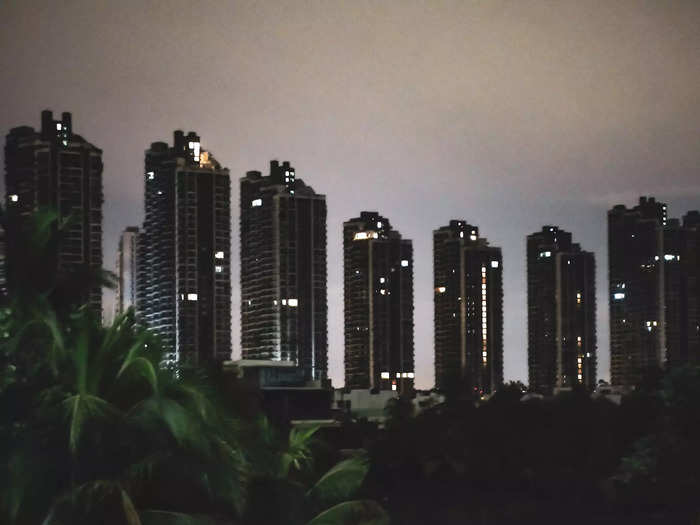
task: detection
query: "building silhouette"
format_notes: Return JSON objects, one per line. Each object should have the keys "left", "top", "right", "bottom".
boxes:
{"left": 240, "top": 161, "right": 327, "bottom": 381}
{"left": 609, "top": 198, "right": 700, "bottom": 386}
{"left": 434, "top": 221, "right": 503, "bottom": 396}
{"left": 343, "top": 212, "right": 414, "bottom": 393}
{"left": 4, "top": 110, "right": 103, "bottom": 312}
{"left": 608, "top": 197, "right": 666, "bottom": 386}
{"left": 116, "top": 226, "right": 139, "bottom": 315}
{"left": 527, "top": 226, "right": 597, "bottom": 394}
{"left": 137, "top": 131, "right": 231, "bottom": 365}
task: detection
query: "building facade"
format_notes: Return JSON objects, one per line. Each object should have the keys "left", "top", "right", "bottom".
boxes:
{"left": 527, "top": 226, "right": 597, "bottom": 394}
{"left": 137, "top": 131, "right": 231, "bottom": 365}
{"left": 434, "top": 221, "right": 503, "bottom": 396}
{"left": 4, "top": 110, "right": 103, "bottom": 311}
{"left": 609, "top": 198, "right": 700, "bottom": 386}
{"left": 608, "top": 197, "right": 666, "bottom": 386}
{"left": 343, "top": 212, "right": 414, "bottom": 393}
{"left": 116, "top": 226, "right": 139, "bottom": 315}
{"left": 240, "top": 161, "right": 327, "bottom": 381}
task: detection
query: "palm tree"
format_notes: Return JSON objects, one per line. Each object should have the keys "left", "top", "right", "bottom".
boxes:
{"left": 1, "top": 307, "right": 247, "bottom": 524}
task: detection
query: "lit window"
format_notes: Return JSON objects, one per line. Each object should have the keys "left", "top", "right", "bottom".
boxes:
{"left": 215, "top": 265, "right": 223, "bottom": 273}
{"left": 290, "top": 190, "right": 294, "bottom": 195}
{"left": 396, "top": 373, "right": 400, "bottom": 378}
{"left": 381, "top": 372, "right": 390, "bottom": 379}
{"left": 288, "top": 298, "right": 298, "bottom": 307}
{"left": 9, "top": 194, "right": 18, "bottom": 202}
{"left": 470, "top": 235, "right": 477, "bottom": 241}
{"left": 251, "top": 198, "right": 262, "bottom": 207}
{"left": 460, "top": 232, "right": 464, "bottom": 238}
{"left": 157, "top": 190, "right": 163, "bottom": 195}
{"left": 187, "top": 293, "right": 198, "bottom": 301}
{"left": 407, "top": 372, "right": 414, "bottom": 379}
{"left": 353, "top": 232, "right": 369, "bottom": 241}
{"left": 282, "top": 299, "right": 287, "bottom": 305}
{"left": 215, "top": 251, "right": 224, "bottom": 259}
{"left": 380, "top": 289, "right": 386, "bottom": 295}
{"left": 491, "top": 260, "right": 499, "bottom": 268}
{"left": 436, "top": 286, "right": 446, "bottom": 293}
{"left": 401, "top": 259, "right": 409, "bottom": 267}
{"left": 377, "top": 221, "right": 382, "bottom": 228}
{"left": 56, "top": 123, "right": 62, "bottom": 130}
{"left": 379, "top": 277, "right": 386, "bottom": 284}
{"left": 613, "top": 292, "right": 625, "bottom": 300}
{"left": 273, "top": 300, "right": 278, "bottom": 305}
{"left": 392, "top": 384, "right": 397, "bottom": 391}
{"left": 147, "top": 171, "right": 154, "bottom": 180}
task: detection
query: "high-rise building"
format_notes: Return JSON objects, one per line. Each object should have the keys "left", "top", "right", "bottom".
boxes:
{"left": 527, "top": 226, "right": 596, "bottom": 394}
{"left": 343, "top": 212, "right": 414, "bottom": 393}
{"left": 674, "top": 211, "right": 700, "bottom": 367}
{"left": 609, "top": 198, "right": 700, "bottom": 386}
{"left": 0, "top": 223, "right": 6, "bottom": 296}
{"left": 240, "top": 161, "right": 327, "bottom": 381}
{"left": 137, "top": 131, "right": 231, "bottom": 365}
{"left": 116, "top": 226, "right": 139, "bottom": 315}
{"left": 4, "top": 110, "right": 103, "bottom": 311}
{"left": 608, "top": 197, "right": 666, "bottom": 386}
{"left": 434, "top": 221, "right": 503, "bottom": 395}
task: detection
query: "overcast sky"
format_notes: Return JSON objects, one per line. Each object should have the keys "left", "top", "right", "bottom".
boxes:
{"left": 2, "top": 0, "right": 699, "bottom": 389}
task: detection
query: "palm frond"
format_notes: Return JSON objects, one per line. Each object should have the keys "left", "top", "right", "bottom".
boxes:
{"left": 305, "top": 453, "right": 370, "bottom": 511}
{"left": 63, "top": 393, "right": 122, "bottom": 455}
{"left": 305, "top": 500, "right": 390, "bottom": 525}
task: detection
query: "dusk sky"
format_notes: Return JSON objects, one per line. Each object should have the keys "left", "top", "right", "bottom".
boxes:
{"left": 1, "top": 0, "right": 699, "bottom": 389}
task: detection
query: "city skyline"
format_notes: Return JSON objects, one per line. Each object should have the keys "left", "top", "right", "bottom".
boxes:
{"left": 2, "top": 1, "right": 699, "bottom": 389}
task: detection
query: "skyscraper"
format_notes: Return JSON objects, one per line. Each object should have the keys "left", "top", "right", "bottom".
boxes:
{"left": 116, "top": 226, "right": 139, "bottom": 315}
{"left": 609, "top": 198, "right": 700, "bottom": 386}
{"left": 137, "top": 131, "right": 231, "bottom": 365}
{"left": 343, "top": 212, "right": 414, "bottom": 393}
{"left": 527, "top": 226, "right": 596, "bottom": 394}
{"left": 240, "top": 161, "right": 327, "bottom": 381}
{"left": 608, "top": 197, "right": 666, "bottom": 386}
{"left": 434, "top": 221, "right": 503, "bottom": 395}
{"left": 4, "top": 110, "right": 103, "bottom": 311}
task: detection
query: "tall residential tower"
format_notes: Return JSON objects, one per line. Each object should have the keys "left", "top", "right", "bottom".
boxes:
{"left": 240, "top": 161, "right": 327, "bottom": 381}
{"left": 116, "top": 227, "right": 139, "bottom": 315}
{"left": 608, "top": 197, "right": 666, "bottom": 386}
{"left": 434, "top": 221, "right": 503, "bottom": 395}
{"left": 4, "top": 110, "right": 103, "bottom": 311}
{"left": 343, "top": 212, "right": 414, "bottom": 393}
{"left": 609, "top": 197, "right": 700, "bottom": 386}
{"left": 527, "top": 226, "right": 597, "bottom": 394}
{"left": 137, "top": 131, "right": 231, "bottom": 365}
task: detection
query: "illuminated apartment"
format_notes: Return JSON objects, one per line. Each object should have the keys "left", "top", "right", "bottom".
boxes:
{"left": 527, "top": 226, "right": 597, "bottom": 394}
{"left": 137, "top": 131, "right": 231, "bottom": 365}
{"left": 4, "top": 110, "right": 103, "bottom": 312}
{"left": 240, "top": 161, "right": 327, "bottom": 382}
{"left": 433, "top": 221, "right": 503, "bottom": 396}
{"left": 343, "top": 212, "right": 414, "bottom": 393}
